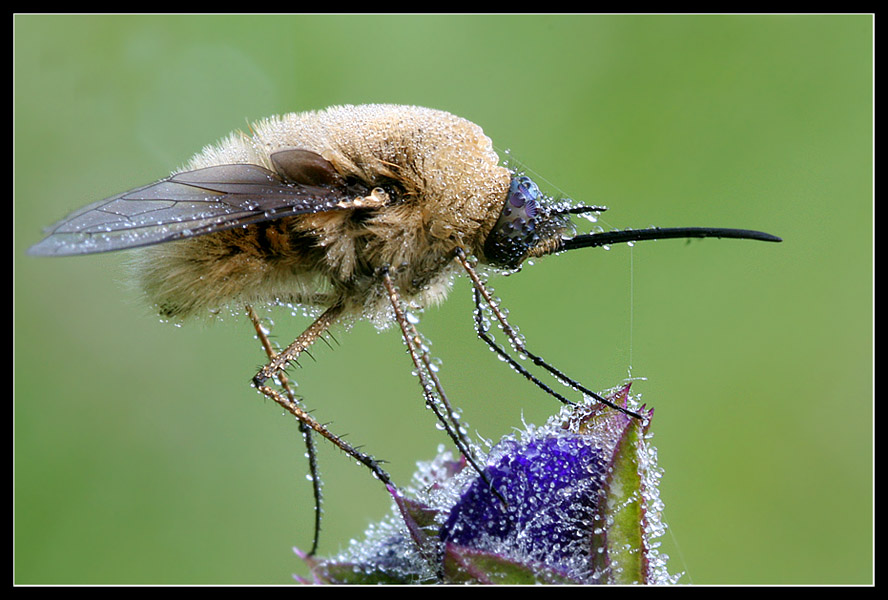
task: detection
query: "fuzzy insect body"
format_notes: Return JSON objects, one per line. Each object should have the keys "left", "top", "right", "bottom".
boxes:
{"left": 29, "top": 104, "right": 781, "bottom": 553}
{"left": 32, "top": 105, "right": 517, "bottom": 322}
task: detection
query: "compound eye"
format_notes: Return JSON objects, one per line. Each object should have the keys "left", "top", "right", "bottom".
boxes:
{"left": 483, "top": 176, "right": 543, "bottom": 268}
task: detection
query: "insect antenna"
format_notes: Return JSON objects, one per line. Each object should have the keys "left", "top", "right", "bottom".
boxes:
{"left": 550, "top": 205, "right": 609, "bottom": 217}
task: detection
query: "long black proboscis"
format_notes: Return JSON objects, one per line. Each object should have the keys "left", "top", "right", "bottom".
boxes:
{"left": 560, "top": 227, "right": 782, "bottom": 252}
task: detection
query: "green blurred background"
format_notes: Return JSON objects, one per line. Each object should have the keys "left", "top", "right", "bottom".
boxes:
{"left": 14, "top": 15, "right": 872, "bottom": 584}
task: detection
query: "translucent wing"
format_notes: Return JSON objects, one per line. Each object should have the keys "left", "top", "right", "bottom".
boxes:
{"left": 28, "top": 154, "right": 358, "bottom": 257}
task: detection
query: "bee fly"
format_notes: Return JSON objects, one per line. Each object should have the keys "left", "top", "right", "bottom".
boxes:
{"left": 29, "top": 104, "right": 781, "bottom": 553}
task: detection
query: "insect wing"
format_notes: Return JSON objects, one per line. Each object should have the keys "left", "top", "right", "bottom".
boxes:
{"left": 28, "top": 163, "right": 351, "bottom": 256}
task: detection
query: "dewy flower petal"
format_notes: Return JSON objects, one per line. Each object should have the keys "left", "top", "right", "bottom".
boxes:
{"left": 439, "top": 435, "right": 608, "bottom": 582}
{"left": 298, "top": 384, "right": 678, "bottom": 585}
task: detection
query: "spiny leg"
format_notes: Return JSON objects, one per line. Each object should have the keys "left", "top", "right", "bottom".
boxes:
{"left": 246, "top": 305, "right": 323, "bottom": 556}
{"left": 253, "top": 304, "right": 341, "bottom": 386}
{"left": 455, "top": 249, "right": 644, "bottom": 420}
{"left": 379, "top": 268, "right": 502, "bottom": 499}
{"left": 250, "top": 304, "right": 393, "bottom": 524}
{"left": 471, "top": 286, "right": 574, "bottom": 406}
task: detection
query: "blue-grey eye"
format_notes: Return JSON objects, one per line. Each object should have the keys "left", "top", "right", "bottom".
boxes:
{"left": 483, "top": 176, "right": 543, "bottom": 268}
{"left": 508, "top": 176, "right": 540, "bottom": 218}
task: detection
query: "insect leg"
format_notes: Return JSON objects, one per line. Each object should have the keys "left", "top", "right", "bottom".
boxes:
{"left": 253, "top": 304, "right": 341, "bottom": 387}
{"left": 470, "top": 286, "right": 574, "bottom": 406}
{"left": 379, "top": 268, "right": 503, "bottom": 500}
{"left": 250, "top": 305, "right": 393, "bottom": 512}
{"left": 455, "top": 249, "right": 644, "bottom": 420}
{"left": 246, "top": 305, "right": 323, "bottom": 556}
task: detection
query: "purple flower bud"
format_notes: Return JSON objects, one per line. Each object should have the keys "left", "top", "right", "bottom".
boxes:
{"left": 439, "top": 435, "right": 607, "bottom": 581}
{"left": 298, "top": 385, "right": 678, "bottom": 585}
